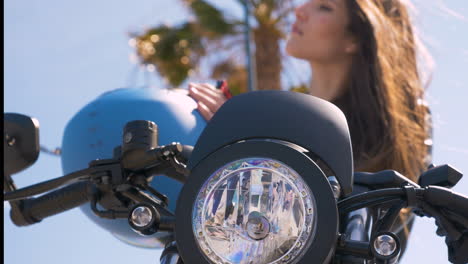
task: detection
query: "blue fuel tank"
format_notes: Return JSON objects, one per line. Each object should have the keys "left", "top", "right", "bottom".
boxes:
{"left": 60, "top": 86, "right": 206, "bottom": 248}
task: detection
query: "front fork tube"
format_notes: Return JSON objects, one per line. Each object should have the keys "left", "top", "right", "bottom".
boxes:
{"left": 160, "top": 241, "right": 183, "bottom": 264}
{"left": 337, "top": 207, "right": 373, "bottom": 264}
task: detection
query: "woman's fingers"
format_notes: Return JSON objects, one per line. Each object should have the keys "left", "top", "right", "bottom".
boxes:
{"left": 189, "top": 83, "right": 224, "bottom": 103}
{"left": 191, "top": 83, "right": 221, "bottom": 97}
{"left": 188, "top": 82, "right": 230, "bottom": 121}
{"left": 197, "top": 101, "right": 214, "bottom": 121}
{"left": 188, "top": 83, "right": 228, "bottom": 121}
{"left": 189, "top": 86, "right": 219, "bottom": 111}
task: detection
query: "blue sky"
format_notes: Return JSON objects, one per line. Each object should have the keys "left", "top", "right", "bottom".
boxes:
{"left": 4, "top": 0, "right": 468, "bottom": 263}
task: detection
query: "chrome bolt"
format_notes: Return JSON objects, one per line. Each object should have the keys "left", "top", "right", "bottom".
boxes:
{"left": 328, "top": 176, "right": 341, "bottom": 199}
{"left": 5, "top": 134, "right": 16, "bottom": 146}
{"left": 374, "top": 234, "right": 397, "bottom": 256}
{"left": 246, "top": 212, "right": 270, "bottom": 240}
{"left": 124, "top": 132, "right": 133, "bottom": 143}
{"left": 130, "top": 206, "right": 153, "bottom": 227}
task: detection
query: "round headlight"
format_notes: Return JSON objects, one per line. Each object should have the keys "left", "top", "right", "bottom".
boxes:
{"left": 192, "top": 157, "right": 317, "bottom": 264}
{"left": 176, "top": 140, "right": 339, "bottom": 264}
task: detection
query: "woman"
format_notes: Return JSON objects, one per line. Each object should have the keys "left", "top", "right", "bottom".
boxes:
{"left": 188, "top": 0, "right": 432, "bottom": 259}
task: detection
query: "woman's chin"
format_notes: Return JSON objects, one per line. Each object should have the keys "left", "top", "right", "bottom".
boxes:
{"left": 285, "top": 46, "right": 305, "bottom": 60}
{"left": 285, "top": 39, "right": 308, "bottom": 60}
{"left": 285, "top": 42, "right": 298, "bottom": 57}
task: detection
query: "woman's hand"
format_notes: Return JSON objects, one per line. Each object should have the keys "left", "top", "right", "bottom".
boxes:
{"left": 188, "top": 82, "right": 228, "bottom": 121}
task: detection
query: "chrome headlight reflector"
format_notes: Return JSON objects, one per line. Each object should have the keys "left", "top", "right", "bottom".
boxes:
{"left": 192, "top": 158, "right": 317, "bottom": 264}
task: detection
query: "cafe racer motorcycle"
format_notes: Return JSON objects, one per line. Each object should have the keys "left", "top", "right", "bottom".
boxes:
{"left": 4, "top": 89, "right": 468, "bottom": 264}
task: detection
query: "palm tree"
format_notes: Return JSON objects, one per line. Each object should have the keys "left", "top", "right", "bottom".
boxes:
{"left": 131, "top": 0, "right": 308, "bottom": 95}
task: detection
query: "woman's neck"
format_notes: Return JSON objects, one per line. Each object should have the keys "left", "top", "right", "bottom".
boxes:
{"left": 309, "top": 58, "right": 353, "bottom": 101}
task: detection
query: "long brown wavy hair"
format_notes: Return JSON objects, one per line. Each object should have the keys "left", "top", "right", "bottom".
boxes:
{"left": 332, "top": 0, "right": 432, "bottom": 183}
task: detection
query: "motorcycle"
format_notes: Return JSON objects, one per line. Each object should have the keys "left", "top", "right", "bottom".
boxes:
{"left": 4, "top": 90, "right": 468, "bottom": 264}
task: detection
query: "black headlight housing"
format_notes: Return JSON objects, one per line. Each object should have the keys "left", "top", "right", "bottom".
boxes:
{"left": 175, "top": 91, "right": 354, "bottom": 263}
{"left": 176, "top": 139, "right": 338, "bottom": 263}
{"left": 187, "top": 90, "right": 353, "bottom": 195}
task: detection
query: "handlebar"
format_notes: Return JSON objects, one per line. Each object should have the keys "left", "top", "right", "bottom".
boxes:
{"left": 6, "top": 140, "right": 192, "bottom": 229}
{"left": 11, "top": 182, "right": 94, "bottom": 226}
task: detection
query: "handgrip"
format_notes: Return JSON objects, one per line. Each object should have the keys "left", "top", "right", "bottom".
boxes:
{"left": 424, "top": 186, "right": 468, "bottom": 219}
{"left": 11, "top": 182, "right": 93, "bottom": 226}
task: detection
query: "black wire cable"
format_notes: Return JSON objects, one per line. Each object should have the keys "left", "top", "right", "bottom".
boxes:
{"left": 375, "top": 200, "right": 407, "bottom": 233}
{"left": 90, "top": 195, "right": 129, "bottom": 219}
{"left": 339, "top": 197, "right": 403, "bottom": 215}
{"left": 3, "top": 167, "right": 93, "bottom": 201}
{"left": 338, "top": 188, "right": 405, "bottom": 210}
